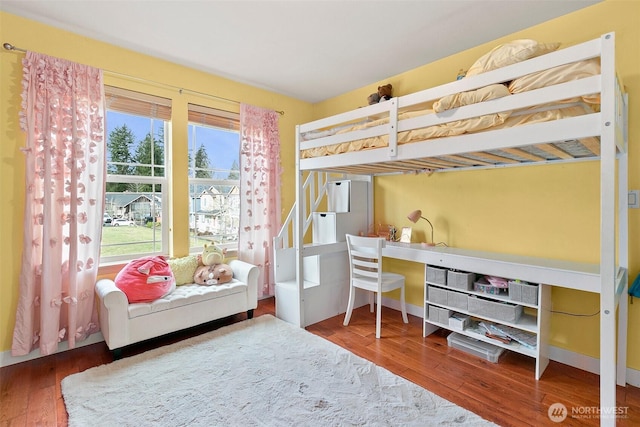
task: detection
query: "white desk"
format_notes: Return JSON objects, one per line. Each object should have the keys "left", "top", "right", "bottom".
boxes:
{"left": 381, "top": 241, "right": 601, "bottom": 380}
{"left": 382, "top": 241, "right": 628, "bottom": 398}
{"left": 382, "top": 241, "right": 600, "bottom": 293}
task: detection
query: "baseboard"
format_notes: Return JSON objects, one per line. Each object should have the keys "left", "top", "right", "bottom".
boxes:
{"left": 626, "top": 367, "right": 640, "bottom": 388}
{"left": 382, "top": 296, "right": 640, "bottom": 387}
{"left": 0, "top": 332, "right": 105, "bottom": 368}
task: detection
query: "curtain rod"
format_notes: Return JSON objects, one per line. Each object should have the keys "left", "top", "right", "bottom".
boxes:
{"left": 2, "top": 42, "right": 285, "bottom": 116}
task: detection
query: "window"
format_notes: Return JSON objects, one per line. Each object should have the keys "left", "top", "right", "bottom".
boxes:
{"left": 187, "top": 104, "right": 240, "bottom": 254}
{"left": 101, "top": 86, "right": 171, "bottom": 264}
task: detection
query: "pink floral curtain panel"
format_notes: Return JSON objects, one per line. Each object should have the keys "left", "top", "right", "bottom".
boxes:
{"left": 239, "top": 104, "right": 282, "bottom": 298}
{"left": 12, "top": 52, "right": 106, "bottom": 356}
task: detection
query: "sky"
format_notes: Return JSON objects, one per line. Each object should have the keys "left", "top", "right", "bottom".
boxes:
{"left": 106, "top": 111, "right": 240, "bottom": 178}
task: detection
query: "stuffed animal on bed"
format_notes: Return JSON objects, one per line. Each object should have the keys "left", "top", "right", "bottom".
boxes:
{"left": 367, "top": 92, "right": 381, "bottom": 105}
{"left": 377, "top": 84, "right": 393, "bottom": 101}
{"left": 193, "top": 263, "right": 234, "bottom": 286}
{"left": 367, "top": 84, "right": 393, "bottom": 105}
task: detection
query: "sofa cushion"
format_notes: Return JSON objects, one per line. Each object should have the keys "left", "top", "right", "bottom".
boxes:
{"left": 127, "top": 280, "right": 247, "bottom": 319}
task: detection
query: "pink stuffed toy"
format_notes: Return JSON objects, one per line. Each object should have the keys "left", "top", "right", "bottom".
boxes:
{"left": 115, "top": 256, "right": 176, "bottom": 303}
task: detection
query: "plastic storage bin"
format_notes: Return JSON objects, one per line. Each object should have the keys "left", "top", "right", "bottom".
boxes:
{"left": 447, "top": 332, "right": 505, "bottom": 363}
{"left": 474, "top": 280, "right": 508, "bottom": 296}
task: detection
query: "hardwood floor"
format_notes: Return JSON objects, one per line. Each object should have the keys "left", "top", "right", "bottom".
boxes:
{"left": 1, "top": 297, "right": 638, "bottom": 426}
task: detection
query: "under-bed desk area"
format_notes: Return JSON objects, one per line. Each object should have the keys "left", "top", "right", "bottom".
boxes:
{"left": 382, "top": 241, "right": 607, "bottom": 381}
{"left": 286, "top": 32, "right": 629, "bottom": 425}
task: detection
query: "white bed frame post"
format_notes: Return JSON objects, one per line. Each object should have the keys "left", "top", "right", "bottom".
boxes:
{"left": 617, "top": 91, "right": 629, "bottom": 390}
{"left": 599, "top": 32, "right": 627, "bottom": 427}
{"left": 294, "top": 124, "right": 306, "bottom": 328}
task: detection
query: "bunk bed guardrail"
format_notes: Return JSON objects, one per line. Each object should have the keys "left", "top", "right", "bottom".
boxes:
{"left": 298, "top": 34, "right": 622, "bottom": 176}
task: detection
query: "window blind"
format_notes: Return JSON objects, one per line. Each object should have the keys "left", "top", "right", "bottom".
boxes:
{"left": 105, "top": 85, "right": 171, "bottom": 120}
{"left": 188, "top": 103, "right": 239, "bottom": 131}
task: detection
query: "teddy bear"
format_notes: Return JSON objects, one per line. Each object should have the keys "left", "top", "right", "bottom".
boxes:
{"left": 378, "top": 84, "right": 393, "bottom": 101}
{"left": 367, "top": 84, "right": 393, "bottom": 105}
{"left": 193, "top": 263, "right": 233, "bottom": 286}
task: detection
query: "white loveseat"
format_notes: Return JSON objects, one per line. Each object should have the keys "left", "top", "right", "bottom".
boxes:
{"left": 96, "top": 259, "right": 259, "bottom": 355}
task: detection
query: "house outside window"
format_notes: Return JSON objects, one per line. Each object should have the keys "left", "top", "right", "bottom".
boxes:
{"left": 101, "top": 86, "right": 171, "bottom": 264}
{"left": 188, "top": 104, "right": 240, "bottom": 254}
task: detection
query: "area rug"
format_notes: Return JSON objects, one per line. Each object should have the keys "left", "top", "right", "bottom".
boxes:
{"left": 62, "top": 315, "right": 496, "bottom": 426}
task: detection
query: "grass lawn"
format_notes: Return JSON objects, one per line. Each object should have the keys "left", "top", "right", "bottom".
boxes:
{"left": 100, "top": 224, "right": 161, "bottom": 256}
{"left": 101, "top": 224, "right": 216, "bottom": 257}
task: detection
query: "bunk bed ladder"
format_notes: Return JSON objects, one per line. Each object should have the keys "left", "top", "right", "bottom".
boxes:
{"left": 273, "top": 171, "right": 329, "bottom": 252}
{"left": 273, "top": 171, "right": 330, "bottom": 326}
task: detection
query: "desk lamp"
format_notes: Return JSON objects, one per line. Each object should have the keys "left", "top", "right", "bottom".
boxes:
{"left": 407, "top": 209, "right": 434, "bottom": 246}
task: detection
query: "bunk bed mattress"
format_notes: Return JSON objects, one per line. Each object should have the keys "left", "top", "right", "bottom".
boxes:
{"left": 301, "top": 104, "right": 595, "bottom": 159}
{"left": 300, "top": 58, "right": 600, "bottom": 160}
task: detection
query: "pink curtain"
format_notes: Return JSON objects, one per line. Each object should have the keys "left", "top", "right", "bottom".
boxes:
{"left": 12, "top": 52, "right": 106, "bottom": 356}
{"left": 239, "top": 104, "right": 281, "bottom": 298}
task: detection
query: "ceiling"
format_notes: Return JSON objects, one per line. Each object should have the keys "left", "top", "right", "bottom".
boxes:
{"left": 1, "top": 1, "right": 601, "bottom": 103}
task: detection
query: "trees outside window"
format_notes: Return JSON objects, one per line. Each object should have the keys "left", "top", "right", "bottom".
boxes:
{"left": 101, "top": 86, "right": 170, "bottom": 263}
{"left": 188, "top": 104, "right": 240, "bottom": 253}
{"left": 99, "top": 91, "right": 240, "bottom": 264}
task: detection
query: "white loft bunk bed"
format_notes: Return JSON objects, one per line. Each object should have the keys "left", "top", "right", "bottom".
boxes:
{"left": 277, "top": 33, "right": 628, "bottom": 426}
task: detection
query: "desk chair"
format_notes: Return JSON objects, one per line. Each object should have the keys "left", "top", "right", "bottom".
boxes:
{"left": 343, "top": 234, "right": 409, "bottom": 338}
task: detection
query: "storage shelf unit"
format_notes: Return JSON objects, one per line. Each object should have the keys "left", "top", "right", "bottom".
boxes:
{"left": 424, "top": 265, "right": 551, "bottom": 379}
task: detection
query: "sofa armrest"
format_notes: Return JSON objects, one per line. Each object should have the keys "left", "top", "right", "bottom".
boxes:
{"left": 95, "top": 278, "right": 129, "bottom": 350}
{"left": 229, "top": 259, "right": 259, "bottom": 309}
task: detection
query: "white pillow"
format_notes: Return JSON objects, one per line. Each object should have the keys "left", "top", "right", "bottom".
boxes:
{"left": 466, "top": 40, "right": 560, "bottom": 77}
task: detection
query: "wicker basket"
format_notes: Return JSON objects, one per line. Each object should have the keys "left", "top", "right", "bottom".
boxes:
{"left": 509, "top": 281, "right": 539, "bottom": 305}
{"left": 468, "top": 295, "right": 523, "bottom": 323}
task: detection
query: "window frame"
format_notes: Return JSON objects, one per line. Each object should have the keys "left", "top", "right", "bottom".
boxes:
{"left": 100, "top": 86, "right": 172, "bottom": 265}
{"left": 187, "top": 104, "right": 241, "bottom": 256}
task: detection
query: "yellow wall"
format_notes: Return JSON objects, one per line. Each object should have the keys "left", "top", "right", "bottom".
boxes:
{"left": 312, "top": 0, "right": 640, "bottom": 366}
{"left": 0, "top": 11, "right": 312, "bottom": 353}
{"left": 2, "top": 0, "right": 639, "bottom": 370}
